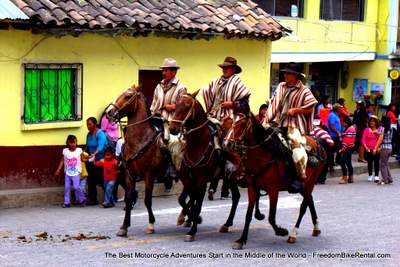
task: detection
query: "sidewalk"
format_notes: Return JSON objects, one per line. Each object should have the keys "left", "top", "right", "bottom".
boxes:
{"left": 1, "top": 155, "right": 399, "bottom": 209}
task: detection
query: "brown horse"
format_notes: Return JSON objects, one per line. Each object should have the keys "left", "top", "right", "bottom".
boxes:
{"left": 106, "top": 85, "right": 168, "bottom": 237}
{"left": 169, "top": 92, "right": 265, "bottom": 241}
{"left": 225, "top": 112, "right": 326, "bottom": 249}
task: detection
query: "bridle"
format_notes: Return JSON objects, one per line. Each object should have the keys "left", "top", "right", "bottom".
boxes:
{"left": 107, "top": 89, "right": 155, "bottom": 128}
{"left": 170, "top": 94, "right": 208, "bottom": 136}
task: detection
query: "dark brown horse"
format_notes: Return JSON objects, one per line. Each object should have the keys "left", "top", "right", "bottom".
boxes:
{"left": 169, "top": 92, "right": 265, "bottom": 241}
{"left": 106, "top": 85, "right": 168, "bottom": 237}
{"left": 225, "top": 112, "right": 326, "bottom": 249}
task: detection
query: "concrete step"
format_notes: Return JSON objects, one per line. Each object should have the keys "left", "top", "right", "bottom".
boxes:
{"left": 1, "top": 158, "right": 399, "bottom": 209}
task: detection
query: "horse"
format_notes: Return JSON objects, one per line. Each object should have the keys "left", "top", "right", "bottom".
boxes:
{"left": 169, "top": 91, "right": 265, "bottom": 241}
{"left": 106, "top": 85, "right": 168, "bottom": 237}
{"left": 225, "top": 112, "right": 326, "bottom": 249}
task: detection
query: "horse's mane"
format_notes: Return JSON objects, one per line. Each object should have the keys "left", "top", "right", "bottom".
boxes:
{"left": 250, "top": 113, "right": 292, "bottom": 157}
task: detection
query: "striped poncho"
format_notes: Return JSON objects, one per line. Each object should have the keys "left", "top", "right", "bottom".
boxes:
{"left": 265, "top": 81, "right": 318, "bottom": 135}
{"left": 202, "top": 75, "right": 251, "bottom": 120}
{"left": 150, "top": 77, "right": 187, "bottom": 121}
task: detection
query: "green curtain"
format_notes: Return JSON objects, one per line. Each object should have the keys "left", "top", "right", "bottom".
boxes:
{"left": 25, "top": 69, "right": 74, "bottom": 123}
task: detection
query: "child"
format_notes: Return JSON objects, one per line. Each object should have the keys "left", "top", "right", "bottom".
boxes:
{"left": 95, "top": 147, "right": 118, "bottom": 208}
{"left": 80, "top": 151, "right": 89, "bottom": 199}
{"left": 55, "top": 135, "right": 86, "bottom": 208}
{"left": 379, "top": 116, "right": 394, "bottom": 185}
{"left": 338, "top": 123, "right": 357, "bottom": 184}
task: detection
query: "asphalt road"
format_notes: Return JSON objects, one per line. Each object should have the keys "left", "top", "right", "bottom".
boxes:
{"left": 1, "top": 170, "right": 400, "bottom": 267}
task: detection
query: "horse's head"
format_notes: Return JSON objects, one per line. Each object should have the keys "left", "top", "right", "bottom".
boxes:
{"left": 224, "top": 112, "right": 252, "bottom": 152}
{"left": 170, "top": 90, "right": 200, "bottom": 135}
{"left": 106, "top": 84, "right": 142, "bottom": 122}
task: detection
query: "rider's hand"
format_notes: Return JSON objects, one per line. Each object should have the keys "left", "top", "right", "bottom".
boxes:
{"left": 221, "top": 101, "right": 234, "bottom": 109}
{"left": 164, "top": 104, "right": 176, "bottom": 112}
{"left": 287, "top": 108, "right": 298, "bottom": 117}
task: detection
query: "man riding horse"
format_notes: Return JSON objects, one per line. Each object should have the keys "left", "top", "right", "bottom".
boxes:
{"left": 263, "top": 62, "right": 318, "bottom": 191}
{"left": 150, "top": 58, "right": 187, "bottom": 182}
{"left": 202, "top": 56, "right": 251, "bottom": 148}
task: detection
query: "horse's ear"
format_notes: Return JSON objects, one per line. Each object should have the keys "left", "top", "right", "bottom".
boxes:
{"left": 191, "top": 89, "right": 200, "bottom": 98}
{"left": 136, "top": 83, "right": 143, "bottom": 92}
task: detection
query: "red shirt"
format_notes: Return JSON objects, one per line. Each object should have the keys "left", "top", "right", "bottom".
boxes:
{"left": 387, "top": 111, "right": 397, "bottom": 124}
{"left": 95, "top": 159, "right": 118, "bottom": 181}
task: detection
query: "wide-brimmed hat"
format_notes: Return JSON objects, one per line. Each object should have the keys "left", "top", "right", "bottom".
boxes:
{"left": 369, "top": 115, "right": 380, "bottom": 124}
{"left": 218, "top": 56, "right": 242, "bottom": 74}
{"left": 160, "top": 58, "right": 180, "bottom": 69}
{"left": 280, "top": 62, "right": 305, "bottom": 78}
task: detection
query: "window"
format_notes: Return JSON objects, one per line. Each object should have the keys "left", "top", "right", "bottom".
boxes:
{"left": 255, "top": 0, "right": 304, "bottom": 18}
{"left": 320, "top": 0, "right": 364, "bottom": 21}
{"left": 24, "top": 63, "right": 82, "bottom": 124}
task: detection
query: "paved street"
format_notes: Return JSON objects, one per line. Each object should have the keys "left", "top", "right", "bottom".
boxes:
{"left": 1, "top": 170, "right": 400, "bottom": 267}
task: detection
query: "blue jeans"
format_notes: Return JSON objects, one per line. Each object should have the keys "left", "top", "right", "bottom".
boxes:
{"left": 340, "top": 148, "right": 353, "bottom": 177}
{"left": 104, "top": 180, "right": 115, "bottom": 205}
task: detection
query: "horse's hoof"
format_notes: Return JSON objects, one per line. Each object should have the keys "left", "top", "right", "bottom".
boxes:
{"left": 198, "top": 216, "right": 202, "bottom": 224}
{"left": 219, "top": 225, "right": 229, "bottom": 233}
{"left": 184, "top": 235, "right": 195, "bottom": 242}
{"left": 312, "top": 229, "right": 321, "bottom": 237}
{"left": 276, "top": 228, "right": 289, "bottom": 236}
{"left": 232, "top": 241, "right": 243, "bottom": 250}
{"left": 183, "top": 220, "right": 192, "bottom": 227}
{"left": 145, "top": 228, "right": 155, "bottom": 234}
{"left": 254, "top": 213, "right": 265, "bottom": 221}
{"left": 177, "top": 213, "right": 185, "bottom": 226}
{"left": 287, "top": 236, "right": 297, "bottom": 244}
{"left": 116, "top": 229, "right": 128, "bottom": 237}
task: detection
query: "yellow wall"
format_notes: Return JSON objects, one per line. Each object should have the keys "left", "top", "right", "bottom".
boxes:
{"left": 0, "top": 29, "right": 271, "bottom": 146}
{"left": 339, "top": 60, "right": 389, "bottom": 111}
{"left": 272, "top": 0, "right": 379, "bottom": 53}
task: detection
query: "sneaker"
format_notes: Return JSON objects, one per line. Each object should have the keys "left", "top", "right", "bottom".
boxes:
{"left": 368, "top": 175, "right": 373, "bottom": 182}
{"left": 102, "top": 202, "right": 115, "bottom": 208}
{"left": 377, "top": 181, "right": 385, "bottom": 185}
{"left": 374, "top": 176, "right": 380, "bottom": 183}
{"left": 62, "top": 204, "right": 71, "bottom": 208}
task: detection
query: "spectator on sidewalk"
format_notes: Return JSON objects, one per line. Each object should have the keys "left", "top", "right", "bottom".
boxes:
{"left": 95, "top": 147, "right": 118, "bottom": 208}
{"left": 353, "top": 100, "right": 368, "bottom": 162}
{"left": 317, "top": 96, "right": 331, "bottom": 129}
{"left": 338, "top": 123, "right": 357, "bottom": 184}
{"left": 362, "top": 116, "right": 383, "bottom": 183}
{"left": 85, "top": 117, "right": 106, "bottom": 206}
{"left": 379, "top": 116, "right": 394, "bottom": 185}
{"left": 337, "top": 98, "right": 351, "bottom": 128}
{"left": 100, "top": 112, "right": 119, "bottom": 145}
{"left": 386, "top": 104, "right": 398, "bottom": 156}
{"left": 55, "top": 135, "right": 86, "bottom": 208}
{"left": 80, "top": 151, "right": 89, "bottom": 199}
{"left": 327, "top": 104, "right": 342, "bottom": 171}
{"left": 255, "top": 103, "right": 269, "bottom": 122}
{"left": 310, "top": 123, "right": 335, "bottom": 184}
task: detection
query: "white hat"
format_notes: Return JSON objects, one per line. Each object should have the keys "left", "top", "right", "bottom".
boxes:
{"left": 160, "top": 58, "right": 180, "bottom": 69}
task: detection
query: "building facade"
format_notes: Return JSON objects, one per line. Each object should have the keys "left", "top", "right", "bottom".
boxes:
{"left": 0, "top": 0, "right": 287, "bottom": 197}
{"left": 255, "top": 0, "right": 399, "bottom": 112}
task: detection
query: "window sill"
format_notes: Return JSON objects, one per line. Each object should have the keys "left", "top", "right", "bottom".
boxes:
{"left": 21, "top": 121, "right": 83, "bottom": 131}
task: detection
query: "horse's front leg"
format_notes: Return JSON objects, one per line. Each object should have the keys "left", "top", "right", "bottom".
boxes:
{"left": 117, "top": 176, "right": 135, "bottom": 237}
{"left": 144, "top": 174, "right": 155, "bottom": 234}
{"left": 232, "top": 182, "right": 257, "bottom": 250}
{"left": 268, "top": 190, "right": 289, "bottom": 237}
{"left": 220, "top": 179, "right": 240, "bottom": 233}
{"left": 254, "top": 189, "right": 266, "bottom": 220}
{"left": 177, "top": 189, "right": 189, "bottom": 226}
{"left": 308, "top": 194, "right": 321, "bottom": 237}
{"left": 185, "top": 184, "right": 206, "bottom": 242}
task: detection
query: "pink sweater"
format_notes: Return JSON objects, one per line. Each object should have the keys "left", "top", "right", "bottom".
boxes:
{"left": 101, "top": 116, "right": 119, "bottom": 141}
{"left": 362, "top": 127, "right": 383, "bottom": 150}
